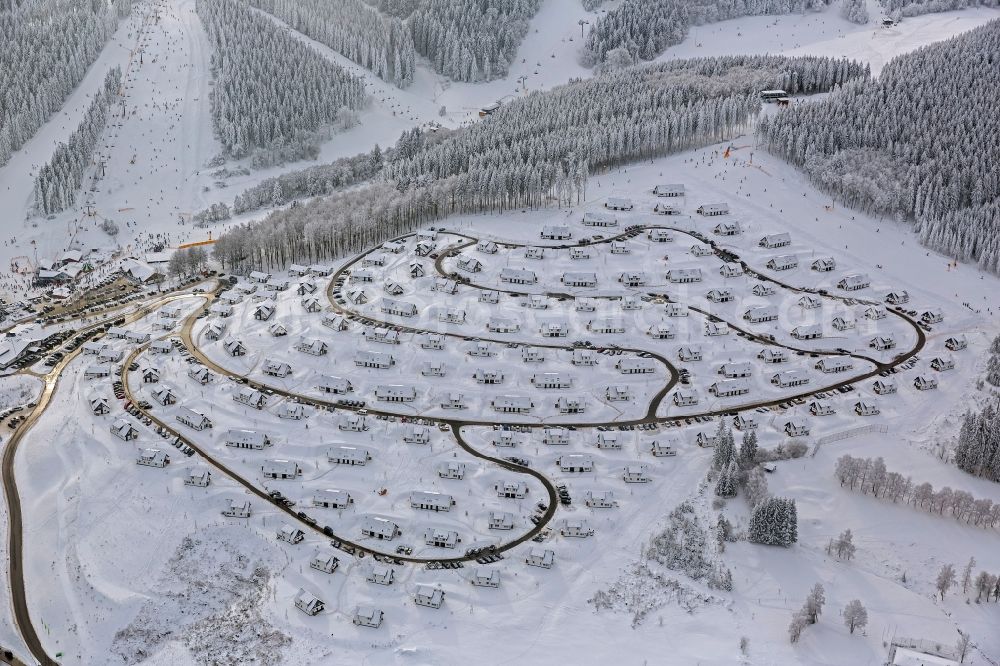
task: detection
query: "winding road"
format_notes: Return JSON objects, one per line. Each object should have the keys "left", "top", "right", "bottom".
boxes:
{"left": 2, "top": 286, "right": 212, "bottom": 666}
{"left": 1, "top": 223, "right": 928, "bottom": 666}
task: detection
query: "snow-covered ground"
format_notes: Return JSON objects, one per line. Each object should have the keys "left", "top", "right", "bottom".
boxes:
{"left": 0, "top": 0, "right": 996, "bottom": 294}
{"left": 10, "top": 139, "right": 999, "bottom": 663}
{"left": 4, "top": 1, "right": 1000, "bottom": 664}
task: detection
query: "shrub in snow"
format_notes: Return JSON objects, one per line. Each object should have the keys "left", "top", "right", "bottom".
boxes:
{"left": 755, "top": 440, "right": 808, "bottom": 463}
{"left": 645, "top": 501, "right": 733, "bottom": 590}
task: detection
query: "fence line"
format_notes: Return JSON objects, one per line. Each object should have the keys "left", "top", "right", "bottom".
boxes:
{"left": 812, "top": 423, "right": 889, "bottom": 456}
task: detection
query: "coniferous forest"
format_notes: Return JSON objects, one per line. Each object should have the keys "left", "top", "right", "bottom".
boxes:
{"left": 211, "top": 54, "right": 866, "bottom": 270}
{"left": 758, "top": 20, "right": 1000, "bottom": 273}
{"left": 0, "top": 0, "right": 129, "bottom": 168}
{"left": 881, "top": 0, "right": 998, "bottom": 19}
{"left": 581, "top": 0, "right": 832, "bottom": 68}
{"left": 196, "top": 0, "right": 367, "bottom": 160}
{"left": 409, "top": 0, "right": 542, "bottom": 82}
{"left": 247, "top": 0, "right": 416, "bottom": 87}
{"left": 33, "top": 68, "right": 122, "bottom": 216}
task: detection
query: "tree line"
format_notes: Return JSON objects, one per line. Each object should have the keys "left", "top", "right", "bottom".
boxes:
{"left": 835, "top": 454, "right": 1000, "bottom": 528}
{"left": 196, "top": 0, "right": 366, "bottom": 162}
{"left": 0, "top": 0, "right": 128, "bottom": 168}
{"left": 210, "top": 54, "right": 865, "bottom": 271}
{"left": 33, "top": 67, "right": 122, "bottom": 216}
{"left": 758, "top": 20, "right": 1000, "bottom": 274}
{"left": 881, "top": 0, "right": 998, "bottom": 20}
{"left": 581, "top": 0, "right": 832, "bottom": 68}
{"left": 247, "top": 0, "right": 415, "bottom": 87}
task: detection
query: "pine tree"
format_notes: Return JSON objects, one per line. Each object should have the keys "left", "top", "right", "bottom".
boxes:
{"left": 748, "top": 496, "right": 797, "bottom": 547}
{"left": 739, "top": 430, "right": 758, "bottom": 469}
{"left": 715, "top": 456, "right": 739, "bottom": 498}
{"left": 713, "top": 420, "right": 735, "bottom": 471}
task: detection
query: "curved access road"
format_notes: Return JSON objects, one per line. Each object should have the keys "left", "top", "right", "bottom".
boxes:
{"left": 2, "top": 289, "right": 211, "bottom": 666}
{"left": 322, "top": 226, "right": 926, "bottom": 424}
{"left": 126, "top": 309, "right": 559, "bottom": 565}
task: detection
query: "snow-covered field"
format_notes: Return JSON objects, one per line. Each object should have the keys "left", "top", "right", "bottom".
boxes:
{"left": 4, "top": 0, "right": 1000, "bottom": 664}
{"left": 10, "top": 142, "right": 999, "bottom": 664}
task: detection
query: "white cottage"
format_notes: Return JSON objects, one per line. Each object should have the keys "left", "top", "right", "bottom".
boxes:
{"left": 262, "top": 459, "right": 301, "bottom": 479}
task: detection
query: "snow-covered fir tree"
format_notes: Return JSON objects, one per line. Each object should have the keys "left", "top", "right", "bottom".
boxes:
{"left": 712, "top": 420, "right": 735, "bottom": 470}
{"left": 409, "top": 0, "right": 542, "bottom": 82}
{"left": 362, "top": 0, "right": 422, "bottom": 17}
{"left": 739, "top": 430, "right": 758, "bottom": 469}
{"left": 714, "top": 457, "right": 739, "bottom": 498}
{"left": 33, "top": 67, "right": 121, "bottom": 215}
{"left": 953, "top": 406, "right": 1000, "bottom": 483}
{"left": 196, "top": 0, "right": 366, "bottom": 160}
{"left": 747, "top": 496, "right": 797, "bottom": 547}
{"left": 840, "top": 0, "right": 869, "bottom": 23}
{"left": 582, "top": 0, "right": 833, "bottom": 67}
{"left": 645, "top": 501, "right": 734, "bottom": 590}
{"left": 758, "top": 20, "right": 1000, "bottom": 274}
{"left": 0, "top": 0, "right": 127, "bottom": 168}
{"left": 247, "top": 0, "right": 415, "bottom": 87}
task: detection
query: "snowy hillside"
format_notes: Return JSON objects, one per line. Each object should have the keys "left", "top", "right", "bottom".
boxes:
{"left": 1, "top": 1, "right": 1000, "bottom": 666}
